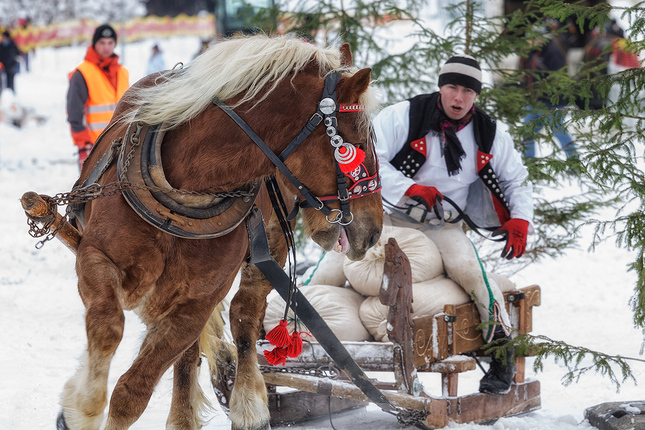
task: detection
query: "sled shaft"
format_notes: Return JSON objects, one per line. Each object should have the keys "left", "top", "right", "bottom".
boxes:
{"left": 21, "top": 191, "right": 81, "bottom": 254}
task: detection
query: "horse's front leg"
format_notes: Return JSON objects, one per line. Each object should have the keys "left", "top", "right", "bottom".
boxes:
{"left": 58, "top": 246, "right": 125, "bottom": 430}
{"left": 228, "top": 217, "right": 289, "bottom": 430}
{"left": 166, "top": 340, "right": 211, "bottom": 430}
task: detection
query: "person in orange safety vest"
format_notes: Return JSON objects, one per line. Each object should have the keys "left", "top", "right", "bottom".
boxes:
{"left": 66, "top": 24, "right": 129, "bottom": 169}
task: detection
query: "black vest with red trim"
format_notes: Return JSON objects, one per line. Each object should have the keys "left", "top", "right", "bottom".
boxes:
{"left": 389, "top": 92, "right": 511, "bottom": 224}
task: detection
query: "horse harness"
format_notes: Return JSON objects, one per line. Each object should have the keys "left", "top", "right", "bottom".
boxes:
{"left": 55, "top": 70, "right": 426, "bottom": 427}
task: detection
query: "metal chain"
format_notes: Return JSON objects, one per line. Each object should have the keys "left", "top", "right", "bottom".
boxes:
{"left": 259, "top": 364, "right": 342, "bottom": 379}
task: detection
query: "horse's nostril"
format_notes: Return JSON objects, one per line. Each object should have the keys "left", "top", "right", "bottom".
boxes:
{"left": 368, "top": 230, "right": 380, "bottom": 249}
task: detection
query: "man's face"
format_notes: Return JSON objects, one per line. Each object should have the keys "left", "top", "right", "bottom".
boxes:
{"left": 94, "top": 38, "right": 116, "bottom": 59}
{"left": 439, "top": 84, "right": 478, "bottom": 120}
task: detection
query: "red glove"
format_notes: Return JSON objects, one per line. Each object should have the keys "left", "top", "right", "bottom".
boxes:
{"left": 405, "top": 184, "right": 443, "bottom": 209}
{"left": 405, "top": 184, "right": 443, "bottom": 219}
{"left": 492, "top": 219, "right": 529, "bottom": 260}
{"left": 72, "top": 129, "right": 92, "bottom": 147}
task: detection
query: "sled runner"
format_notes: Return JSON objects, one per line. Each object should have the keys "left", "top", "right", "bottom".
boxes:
{"left": 213, "top": 238, "right": 541, "bottom": 428}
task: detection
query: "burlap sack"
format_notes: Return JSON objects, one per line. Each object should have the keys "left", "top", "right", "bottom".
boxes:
{"left": 263, "top": 284, "right": 372, "bottom": 342}
{"left": 359, "top": 273, "right": 518, "bottom": 342}
{"left": 343, "top": 225, "right": 444, "bottom": 296}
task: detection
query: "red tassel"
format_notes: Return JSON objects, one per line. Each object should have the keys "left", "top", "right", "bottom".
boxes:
{"left": 264, "top": 346, "right": 289, "bottom": 366}
{"left": 266, "top": 319, "right": 290, "bottom": 347}
{"left": 338, "top": 146, "right": 366, "bottom": 174}
{"left": 286, "top": 332, "right": 304, "bottom": 358}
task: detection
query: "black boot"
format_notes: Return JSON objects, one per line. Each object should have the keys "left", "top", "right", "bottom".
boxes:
{"left": 479, "top": 327, "right": 515, "bottom": 395}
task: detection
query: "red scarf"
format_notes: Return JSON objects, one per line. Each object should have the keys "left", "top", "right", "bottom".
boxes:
{"left": 84, "top": 45, "right": 121, "bottom": 90}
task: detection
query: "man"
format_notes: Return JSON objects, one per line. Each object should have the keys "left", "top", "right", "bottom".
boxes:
{"left": 0, "top": 30, "right": 22, "bottom": 95}
{"left": 522, "top": 20, "right": 577, "bottom": 160}
{"left": 66, "top": 24, "right": 129, "bottom": 169}
{"left": 373, "top": 55, "right": 534, "bottom": 395}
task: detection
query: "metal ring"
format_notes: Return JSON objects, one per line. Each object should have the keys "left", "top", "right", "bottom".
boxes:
{"left": 330, "top": 135, "right": 344, "bottom": 147}
{"left": 339, "top": 212, "right": 354, "bottom": 226}
{"left": 324, "top": 117, "right": 334, "bottom": 127}
{"left": 326, "top": 209, "right": 343, "bottom": 224}
{"left": 326, "top": 126, "right": 337, "bottom": 137}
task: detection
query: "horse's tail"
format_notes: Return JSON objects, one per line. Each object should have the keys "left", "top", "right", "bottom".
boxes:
{"left": 200, "top": 299, "right": 237, "bottom": 383}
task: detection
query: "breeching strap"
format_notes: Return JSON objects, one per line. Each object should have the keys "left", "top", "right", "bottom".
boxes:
{"left": 246, "top": 207, "right": 398, "bottom": 414}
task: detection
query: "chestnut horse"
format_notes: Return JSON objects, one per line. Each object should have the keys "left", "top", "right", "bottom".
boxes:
{"left": 57, "top": 35, "right": 382, "bottom": 430}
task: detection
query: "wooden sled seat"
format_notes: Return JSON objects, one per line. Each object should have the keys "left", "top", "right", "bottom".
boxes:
{"left": 215, "top": 239, "right": 542, "bottom": 428}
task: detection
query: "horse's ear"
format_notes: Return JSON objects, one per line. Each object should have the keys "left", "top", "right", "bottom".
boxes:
{"left": 339, "top": 68, "right": 371, "bottom": 104}
{"left": 340, "top": 43, "right": 352, "bottom": 68}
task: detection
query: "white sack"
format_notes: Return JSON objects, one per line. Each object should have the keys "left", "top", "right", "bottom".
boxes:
{"left": 343, "top": 225, "right": 444, "bottom": 296}
{"left": 301, "top": 251, "right": 348, "bottom": 288}
{"left": 264, "top": 284, "right": 372, "bottom": 342}
{"left": 359, "top": 273, "right": 518, "bottom": 342}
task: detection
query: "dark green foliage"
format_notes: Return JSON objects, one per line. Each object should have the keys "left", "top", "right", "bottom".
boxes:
{"left": 263, "top": 0, "right": 645, "bottom": 385}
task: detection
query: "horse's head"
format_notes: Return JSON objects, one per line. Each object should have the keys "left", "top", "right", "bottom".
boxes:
{"left": 285, "top": 52, "right": 383, "bottom": 261}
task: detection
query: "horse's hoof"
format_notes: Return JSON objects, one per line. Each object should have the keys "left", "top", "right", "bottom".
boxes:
{"left": 231, "top": 421, "right": 270, "bottom": 430}
{"left": 56, "top": 411, "right": 69, "bottom": 430}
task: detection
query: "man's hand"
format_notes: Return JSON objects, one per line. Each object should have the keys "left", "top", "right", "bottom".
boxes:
{"left": 492, "top": 218, "right": 529, "bottom": 260}
{"left": 405, "top": 184, "right": 443, "bottom": 218}
{"left": 78, "top": 142, "right": 93, "bottom": 169}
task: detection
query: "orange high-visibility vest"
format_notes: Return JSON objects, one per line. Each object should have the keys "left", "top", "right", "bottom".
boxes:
{"left": 75, "top": 61, "right": 129, "bottom": 142}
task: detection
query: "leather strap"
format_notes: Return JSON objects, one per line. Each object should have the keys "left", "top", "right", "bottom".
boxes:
{"left": 246, "top": 207, "right": 398, "bottom": 414}
{"left": 213, "top": 97, "right": 333, "bottom": 218}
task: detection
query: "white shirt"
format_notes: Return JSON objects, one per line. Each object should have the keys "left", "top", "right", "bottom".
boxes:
{"left": 373, "top": 99, "right": 534, "bottom": 229}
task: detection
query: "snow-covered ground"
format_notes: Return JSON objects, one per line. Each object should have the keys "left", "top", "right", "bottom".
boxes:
{"left": 1, "top": 36, "right": 645, "bottom": 430}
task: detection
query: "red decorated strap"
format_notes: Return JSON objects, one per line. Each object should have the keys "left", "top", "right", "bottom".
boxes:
{"left": 339, "top": 104, "right": 365, "bottom": 112}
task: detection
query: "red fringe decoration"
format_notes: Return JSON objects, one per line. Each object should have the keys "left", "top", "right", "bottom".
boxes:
{"left": 338, "top": 147, "right": 366, "bottom": 174}
{"left": 264, "top": 347, "right": 289, "bottom": 366}
{"left": 265, "top": 319, "right": 290, "bottom": 347}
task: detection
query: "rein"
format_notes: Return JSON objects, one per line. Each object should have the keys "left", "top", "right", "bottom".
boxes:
{"left": 384, "top": 196, "right": 506, "bottom": 241}
{"left": 213, "top": 70, "right": 380, "bottom": 226}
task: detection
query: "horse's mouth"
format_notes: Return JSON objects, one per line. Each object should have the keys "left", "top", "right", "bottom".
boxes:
{"left": 333, "top": 226, "right": 350, "bottom": 254}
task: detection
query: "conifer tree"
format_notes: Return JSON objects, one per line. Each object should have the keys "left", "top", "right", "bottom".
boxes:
{"left": 257, "top": 0, "right": 645, "bottom": 386}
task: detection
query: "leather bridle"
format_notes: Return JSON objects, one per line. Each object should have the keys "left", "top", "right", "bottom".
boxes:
{"left": 212, "top": 70, "right": 381, "bottom": 226}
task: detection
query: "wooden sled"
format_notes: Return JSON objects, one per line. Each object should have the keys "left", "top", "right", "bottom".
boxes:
{"left": 215, "top": 238, "right": 541, "bottom": 428}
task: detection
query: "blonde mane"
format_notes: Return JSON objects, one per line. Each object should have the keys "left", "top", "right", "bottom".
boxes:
{"left": 123, "top": 34, "right": 359, "bottom": 129}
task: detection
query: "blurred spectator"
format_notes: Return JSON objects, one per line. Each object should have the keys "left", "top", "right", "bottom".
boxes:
{"left": 146, "top": 43, "right": 166, "bottom": 75}
{"left": 193, "top": 38, "right": 212, "bottom": 60}
{"left": 576, "top": 19, "right": 640, "bottom": 110}
{"left": 522, "top": 21, "right": 577, "bottom": 161}
{"left": 66, "top": 24, "right": 129, "bottom": 170}
{"left": 0, "top": 30, "right": 22, "bottom": 95}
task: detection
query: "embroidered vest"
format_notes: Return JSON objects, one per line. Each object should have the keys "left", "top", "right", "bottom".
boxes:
{"left": 390, "top": 92, "right": 511, "bottom": 224}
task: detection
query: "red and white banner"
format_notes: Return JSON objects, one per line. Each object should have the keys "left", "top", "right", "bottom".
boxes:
{"left": 9, "top": 14, "right": 215, "bottom": 51}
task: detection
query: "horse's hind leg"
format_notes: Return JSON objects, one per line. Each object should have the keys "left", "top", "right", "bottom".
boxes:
{"left": 103, "top": 296, "right": 220, "bottom": 430}
{"left": 59, "top": 247, "right": 125, "bottom": 430}
{"left": 228, "top": 217, "right": 289, "bottom": 430}
{"left": 166, "top": 340, "right": 211, "bottom": 430}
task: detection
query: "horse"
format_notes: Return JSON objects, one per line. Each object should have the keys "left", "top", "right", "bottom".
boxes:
{"left": 56, "top": 34, "right": 382, "bottom": 430}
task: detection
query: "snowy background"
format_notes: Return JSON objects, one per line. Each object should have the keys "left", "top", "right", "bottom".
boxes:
{"left": 1, "top": 34, "right": 645, "bottom": 430}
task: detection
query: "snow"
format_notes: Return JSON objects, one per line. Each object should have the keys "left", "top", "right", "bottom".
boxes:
{"left": 2, "top": 36, "right": 645, "bottom": 430}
